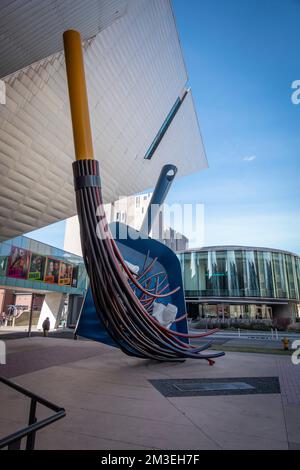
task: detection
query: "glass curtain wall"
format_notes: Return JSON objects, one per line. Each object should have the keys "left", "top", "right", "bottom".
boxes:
{"left": 178, "top": 249, "right": 300, "bottom": 301}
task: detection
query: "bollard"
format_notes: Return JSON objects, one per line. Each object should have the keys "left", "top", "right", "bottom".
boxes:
{"left": 282, "top": 337, "right": 289, "bottom": 351}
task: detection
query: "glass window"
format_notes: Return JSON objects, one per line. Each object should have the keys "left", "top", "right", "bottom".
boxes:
{"left": 295, "top": 258, "right": 300, "bottom": 301}
{"left": 182, "top": 252, "right": 199, "bottom": 296}
{"left": 272, "top": 252, "right": 288, "bottom": 298}
{"left": 206, "top": 251, "right": 221, "bottom": 296}
{"left": 197, "top": 252, "right": 207, "bottom": 295}
{"left": 244, "top": 251, "right": 260, "bottom": 297}
{"left": 234, "top": 251, "right": 246, "bottom": 297}
{"left": 256, "top": 251, "right": 274, "bottom": 298}
{"left": 226, "top": 251, "right": 240, "bottom": 296}
{"left": 285, "top": 254, "right": 299, "bottom": 299}
{"left": 216, "top": 251, "right": 227, "bottom": 296}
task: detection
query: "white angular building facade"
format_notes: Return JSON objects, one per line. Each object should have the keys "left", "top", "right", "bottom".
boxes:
{"left": 0, "top": 0, "right": 208, "bottom": 242}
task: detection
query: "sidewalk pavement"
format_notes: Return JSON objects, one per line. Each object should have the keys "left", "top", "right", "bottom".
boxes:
{"left": 0, "top": 337, "right": 300, "bottom": 450}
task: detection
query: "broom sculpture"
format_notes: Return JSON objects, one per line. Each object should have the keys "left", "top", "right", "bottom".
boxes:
{"left": 63, "top": 30, "right": 224, "bottom": 364}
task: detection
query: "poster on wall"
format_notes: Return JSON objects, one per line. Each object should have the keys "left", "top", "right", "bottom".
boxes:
{"left": 28, "top": 254, "right": 46, "bottom": 281}
{"left": 0, "top": 256, "right": 8, "bottom": 276}
{"left": 44, "top": 257, "right": 60, "bottom": 284}
{"left": 59, "top": 262, "right": 73, "bottom": 286}
{"left": 7, "top": 246, "right": 30, "bottom": 279}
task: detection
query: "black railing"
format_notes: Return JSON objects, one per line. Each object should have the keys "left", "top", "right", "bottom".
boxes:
{"left": 0, "top": 376, "right": 66, "bottom": 450}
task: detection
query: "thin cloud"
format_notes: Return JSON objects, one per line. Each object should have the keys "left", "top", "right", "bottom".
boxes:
{"left": 243, "top": 155, "right": 256, "bottom": 162}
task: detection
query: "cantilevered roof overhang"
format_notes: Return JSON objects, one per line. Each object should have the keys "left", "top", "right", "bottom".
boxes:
{"left": 0, "top": 0, "right": 208, "bottom": 242}
{"left": 0, "top": 0, "right": 129, "bottom": 78}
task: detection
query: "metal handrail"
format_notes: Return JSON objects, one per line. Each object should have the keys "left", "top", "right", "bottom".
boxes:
{"left": 0, "top": 376, "right": 66, "bottom": 450}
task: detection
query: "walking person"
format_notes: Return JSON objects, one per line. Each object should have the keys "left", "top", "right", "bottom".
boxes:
{"left": 42, "top": 317, "right": 50, "bottom": 337}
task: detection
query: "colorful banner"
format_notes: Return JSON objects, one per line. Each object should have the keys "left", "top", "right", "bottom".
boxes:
{"left": 44, "top": 257, "right": 60, "bottom": 284}
{"left": 2, "top": 247, "right": 83, "bottom": 289}
{"left": 7, "top": 246, "right": 30, "bottom": 279}
{"left": 58, "top": 262, "right": 73, "bottom": 286}
{"left": 28, "top": 254, "right": 46, "bottom": 281}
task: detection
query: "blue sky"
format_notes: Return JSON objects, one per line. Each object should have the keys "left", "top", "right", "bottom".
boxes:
{"left": 27, "top": 0, "right": 300, "bottom": 254}
{"left": 168, "top": 0, "right": 300, "bottom": 253}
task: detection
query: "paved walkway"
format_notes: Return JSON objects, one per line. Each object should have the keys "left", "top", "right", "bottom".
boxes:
{"left": 0, "top": 337, "right": 300, "bottom": 450}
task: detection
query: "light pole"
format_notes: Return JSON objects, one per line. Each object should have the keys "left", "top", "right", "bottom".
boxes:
{"left": 27, "top": 293, "right": 35, "bottom": 338}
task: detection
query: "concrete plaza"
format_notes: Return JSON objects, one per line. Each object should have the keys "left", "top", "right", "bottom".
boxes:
{"left": 0, "top": 336, "right": 300, "bottom": 450}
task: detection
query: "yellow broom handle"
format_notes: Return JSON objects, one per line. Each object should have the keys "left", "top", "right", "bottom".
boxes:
{"left": 63, "top": 30, "right": 94, "bottom": 161}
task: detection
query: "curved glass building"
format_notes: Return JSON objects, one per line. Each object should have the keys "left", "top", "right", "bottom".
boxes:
{"left": 178, "top": 246, "right": 300, "bottom": 321}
